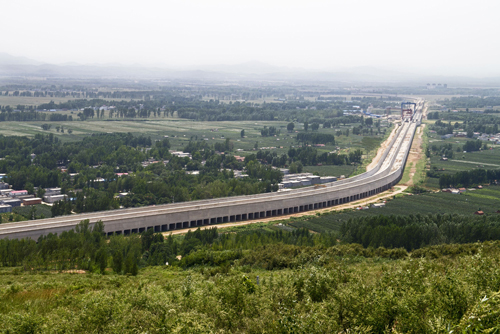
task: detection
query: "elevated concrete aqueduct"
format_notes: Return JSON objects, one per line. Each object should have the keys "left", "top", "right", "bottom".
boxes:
{"left": 0, "top": 103, "right": 423, "bottom": 240}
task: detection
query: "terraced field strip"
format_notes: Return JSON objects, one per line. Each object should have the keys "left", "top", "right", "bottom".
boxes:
{"left": 448, "top": 160, "right": 500, "bottom": 167}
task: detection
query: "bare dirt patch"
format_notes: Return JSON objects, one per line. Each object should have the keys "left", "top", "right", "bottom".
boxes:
{"left": 404, "top": 125, "right": 425, "bottom": 186}
{"left": 366, "top": 126, "right": 398, "bottom": 172}
{"left": 61, "top": 270, "right": 86, "bottom": 274}
{"left": 402, "top": 104, "right": 428, "bottom": 186}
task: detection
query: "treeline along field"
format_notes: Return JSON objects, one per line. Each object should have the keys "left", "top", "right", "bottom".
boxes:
{"left": 438, "top": 168, "right": 500, "bottom": 188}
{"left": 1, "top": 95, "right": 385, "bottom": 123}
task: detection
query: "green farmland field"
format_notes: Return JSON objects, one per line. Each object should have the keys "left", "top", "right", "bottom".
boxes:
{"left": 431, "top": 149, "right": 500, "bottom": 173}
{"left": 0, "top": 119, "right": 387, "bottom": 177}
{"left": 425, "top": 147, "right": 500, "bottom": 188}
{"left": 0, "top": 95, "right": 80, "bottom": 107}
{"left": 290, "top": 185, "right": 500, "bottom": 233}
{"left": 424, "top": 126, "right": 500, "bottom": 188}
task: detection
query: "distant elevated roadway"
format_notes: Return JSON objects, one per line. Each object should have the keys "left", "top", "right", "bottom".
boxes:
{"left": 0, "top": 101, "right": 424, "bottom": 240}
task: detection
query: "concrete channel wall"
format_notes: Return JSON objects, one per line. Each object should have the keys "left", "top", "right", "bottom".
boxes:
{"left": 0, "top": 113, "right": 420, "bottom": 240}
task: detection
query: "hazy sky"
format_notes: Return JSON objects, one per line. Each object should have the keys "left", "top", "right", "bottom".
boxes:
{"left": 3, "top": 0, "right": 500, "bottom": 76}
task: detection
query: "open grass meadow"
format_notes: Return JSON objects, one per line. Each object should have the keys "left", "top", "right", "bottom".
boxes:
{"left": 0, "top": 95, "right": 139, "bottom": 108}
{"left": 0, "top": 95, "right": 80, "bottom": 107}
{"left": 289, "top": 185, "right": 500, "bottom": 233}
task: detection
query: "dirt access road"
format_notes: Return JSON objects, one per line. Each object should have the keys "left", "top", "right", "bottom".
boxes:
{"left": 402, "top": 103, "right": 428, "bottom": 186}
{"left": 366, "top": 126, "right": 398, "bottom": 172}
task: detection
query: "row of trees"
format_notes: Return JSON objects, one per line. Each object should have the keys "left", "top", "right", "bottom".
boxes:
{"left": 250, "top": 146, "right": 362, "bottom": 169}
{"left": 288, "top": 146, "right": 362, "bottom": 166}
{"left": 463, "top": 140, "right": 483, "bottom": 152}
{"left": 0, "top": 220, "right": 138, "bottom": 275}
{"left": 7, "top": 211, "right": 500, "bottom": 273}
{"left": 0, "top": 133, "right": 284, "bottom": 216}
{"left": 0, "top": 110, "right": 72, "bottom": 122}
{"left": 439, "top": 96, "right": 500, "bottom": 109}
{"left": 430, "top": 119, "right": 455, "bottom": 135}
{"left": 4, "top": 93, "right": 383, "bottom": 124}
{"left": 0, "top": 221, "right": 338, "bottom": 272}
{"left": 439, "top": 168, "right": 500, "bottom": 188}
{"left": 340, "top": 213, "right": 500, "bottom": 250}
{"left": 260, "top": 126, "right": 279, "bottom": 137}
{"left": 430, "top": 112, "right": 500, "bottom": 135}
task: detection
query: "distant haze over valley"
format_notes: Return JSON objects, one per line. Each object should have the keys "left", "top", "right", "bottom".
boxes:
{"left": 1, "top": 53, "right": 499, "bottom": 86}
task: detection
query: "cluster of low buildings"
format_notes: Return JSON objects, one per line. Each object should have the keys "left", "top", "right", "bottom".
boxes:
{"left": 43, "top": 188, "right": 67, "bottom": 203}
{"left": 141, "top": 158, "right": 170, "bottom": 168}
{"left": 0, "top": 184, "right": 40, "bottom": 213}
{"left": 440, "top": 131, "right": 500, "bottom": 144}
{"left": 354, "top": 202, "right": 386, "bottom": 210}
{"left": 139, "top": 150, "right": 194, "bottom": 168}
{"left": 259, "top": 146, "right": 278, "bottom": 150}
{"left": 477, "top": 133, "right": 500, "bottom": 143}
{"left": 232, "top": 170, "right": 248, "bottom": 178}
{"left": 278, "top": 173, "right": 337, "bottom": 189}
{"left": 0, "top": 184, "right": 69, "bottom": 214}
{"left": 171, "top": 152, "right": 192, "bottom": 159}
{"left": 441, "top": 187, "right": 479, "bottom": 194}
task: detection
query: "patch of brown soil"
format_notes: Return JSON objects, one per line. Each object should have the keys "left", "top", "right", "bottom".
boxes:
{"left": 61, "top": 270, "right": 86, "bottom": 274}
{"left": 8, "top": 288, "right": 66, "bottom": 302}
{"left": 367, "top": 126, "right": 398, "bottom": 172}
{"left": 403, "top": 104, "right": 428, "bottom": 186}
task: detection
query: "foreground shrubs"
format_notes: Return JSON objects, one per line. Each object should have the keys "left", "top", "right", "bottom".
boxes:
{"left": 1, "top": 242, "right": 500, "bottom": 333}
{"left": 182, "top": 241, "right": 500, "bottom": 271}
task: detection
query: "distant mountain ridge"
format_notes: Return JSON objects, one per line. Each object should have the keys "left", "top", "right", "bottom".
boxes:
{"left": 0, "top": 53, "right": 44, "bottom": 66}
{"left": 0, "top": 52, "right": 499, "bottom": 85}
